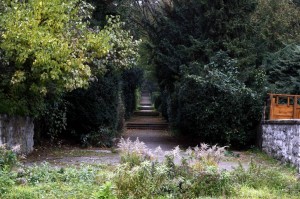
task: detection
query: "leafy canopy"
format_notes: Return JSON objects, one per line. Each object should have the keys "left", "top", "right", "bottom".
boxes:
{"left": 0, "top": 0, "right": 111, "bottom": 95}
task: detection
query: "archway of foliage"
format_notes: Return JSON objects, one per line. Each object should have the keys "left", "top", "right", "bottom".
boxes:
{"left": 126, "top": 0, "right": 300, "bottom": 148}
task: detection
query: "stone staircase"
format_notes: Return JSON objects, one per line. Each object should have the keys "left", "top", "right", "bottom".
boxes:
{"left": 126, "top": 91, "right": 169, "bottom": 130}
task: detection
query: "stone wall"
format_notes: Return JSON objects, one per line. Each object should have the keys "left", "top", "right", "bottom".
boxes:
{"left": 0, "top": 114, "right": 34, "bottom": 154}
{"left": 262, "top": 120, "right": 300, "bottom": 171}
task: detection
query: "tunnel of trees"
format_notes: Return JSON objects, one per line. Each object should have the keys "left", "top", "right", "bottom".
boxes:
{"left": 0, "top": 0, "right": 299, "bottom": 148}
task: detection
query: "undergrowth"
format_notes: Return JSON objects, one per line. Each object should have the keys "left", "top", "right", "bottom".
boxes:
{"left": 1, "top": 139, "right": 300, "bottom": 199}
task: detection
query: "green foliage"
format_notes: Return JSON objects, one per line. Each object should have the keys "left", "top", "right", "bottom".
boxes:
{"left": 0, "top": 0, "right": 110, "bottom": 94}
{"left": 101, "top": 15, "right": 141, "bottom": 71}
{"left": 1, "top": 163, "right": 110, "bottom": 199}
{"left": 65, "top": 73, "right": 121, "bottom": 146}
{"left": 41, "top": 100, "right": 68, "bottom": 142}
{"left": 0, "top": 145, "right": 18, "bottom": 171}
{"left": 0, "top": 169, "right": 15, "bottom": 195}
{"left": 115, "top": 141, "right": 231, "bottom": 198}
{"left": 251, "top": 0, "right": 300, "bottom": 52}
{"left": 0, "top": 145, "right": 18, "bottom": 195}
{"left": 231, "top": 160, "right": 300, "bottom": 197}
{"left": 0, "top": 0, "right": 111, "bottom": 116}
{"left": 122, "top": 67, "right": 144, "bottom": 119}
{"left": 265, "top": 44, "right": 300, "bottom": 94}
{"left": 81, "top": 128, "right": 118, "bottom": 147}
{"left": 26, "top": 163, "right": 98, "bottom": 185}
{"left": 113, "top": 161, "right": 169, "bottom": 198}
{"left": 177, "top": 52, "right": 264, "bottom": 147}
{"left": 0, "top": 0, "right": 140, "bottom": 121}
{"left": 93, "top": 182, "right": 116, "bottom": 199}
{"left": 48, "top": 11, "right": 141, "bottom": 145}
{"left": 129, "top": 0, "right": 278, "bottom": 147}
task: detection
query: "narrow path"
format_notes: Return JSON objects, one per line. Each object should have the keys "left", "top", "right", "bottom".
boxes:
{"left": 123, "top": 91, "right": 249, "bottom": 170}
{"left": 124, "top": 91, "right": 181, "bottom": 150}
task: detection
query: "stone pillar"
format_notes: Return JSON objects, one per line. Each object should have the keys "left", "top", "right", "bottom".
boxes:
{"left": 0, "top": 114, "right": 34, "bottom": 154}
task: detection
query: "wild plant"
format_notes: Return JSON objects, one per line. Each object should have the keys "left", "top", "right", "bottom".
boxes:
{"left": 185, "top": 143, "right": 227, "bottom": 172}
{"left": 25, "top": 163, "right": 103, "bottom": 185}
{"left": 117, "top": 137, "right": 149, "bottom": 166}
{"left": 117, "top": 137, "right": 166, "bottom": 167}
{"left": 93, "top": 182, "right": 116, "bottom": 199}
{"left": 231, "top": 159, "right": 300, "bottom": 193}
{"left": 113, "top": 160, "right": 170, "bottom": 198}
{"left": 0, "top": 144, "right": 20, "bottom": 171}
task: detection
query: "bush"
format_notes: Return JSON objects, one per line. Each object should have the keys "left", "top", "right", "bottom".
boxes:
{"left": 176, "top": 52, "right": 264, "bottom": 148}
{"left": 122, "top": 68, "right": 144, "bottom": 119}
{"left": 0, "top": 169, "right": 15, "bottom": 195}
{"left": 34, "top": 99, "right": 67, "bottom": 143}
{"left": 0, "top": 144, "right": 19, "bottom": 171}
{"left": 117, "top": 138, "right": 153, "bottom": 167}
{"left": 65, "top": 73, "right": 121, "bottom": 146}
{"left": 0, "top": 145, "right": 19, "bottom": 196}
{"left": 93, "top": 182, "right": 116, "bottom": 199}
{"left": 81, "top": 128, "right": 117, "bottom": 147}
{"left": 113, "top": 161, "right": 170, "bottom": 198}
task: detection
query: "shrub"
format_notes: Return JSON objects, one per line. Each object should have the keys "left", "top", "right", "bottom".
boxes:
{"left": 177, "top": 52, "right": 264, "bottom": 148}
{"left": 35, "top": 100, "right": 67, "bottom": 143}
{"left": 1, "top": 187, "right": 38, "bottom": 199}
{"left": 81, "top": 128, "right": 117, "bottom": 147}
{"left": 25, "top": 163, "right": 100, "bottom": 185}
{"left": 122, "top": 68, "right": 144, "bottom": 119}
{"left": 113, "top": 161, "right": 170, "bottom": 198}
{"left": 117, "top": 138, "right": 153, "bottom": 167}
{"left": 65, "top": 73, "right": 121, "bottom": 145}
{"left": 0, "top": 169, "right": 16, "bottom": 195}
{"left": 185, "top": 144, "right": 227, "bottom": 172}
{"left": 93, "top": 182, "right": 116, "bottom": 199}
{"left": 0, "top": 144, "right": 19, "bottom": 171}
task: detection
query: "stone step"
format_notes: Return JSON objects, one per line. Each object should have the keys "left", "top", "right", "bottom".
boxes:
{"left": 138, "top": 106, "right": 154, "bottom": 111}
{"left": 140, "top": 103, "right": 152, "bottom": 106}
{"left": 141, "top": 93, "right": 150, "bottom": 96}
{"left": 126, "top": 123, "right": 169, "bottom": 130}
{"left": 134, "top": 111, "right": 159, "bottom": 116}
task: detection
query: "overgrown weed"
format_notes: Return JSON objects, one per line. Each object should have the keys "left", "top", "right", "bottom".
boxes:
{"left": 1, "top": 140, "right": 300, "bottom": 198}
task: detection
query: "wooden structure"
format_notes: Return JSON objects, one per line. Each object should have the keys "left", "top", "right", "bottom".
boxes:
{"left": 269, "top": 94, "right": 300, "bottom": 120}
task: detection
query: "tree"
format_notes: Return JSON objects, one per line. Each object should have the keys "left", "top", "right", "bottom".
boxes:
{"left": 178, "top": 52, "right": 264, "bottom": 147}
{"left": 251, "top": 0, "right": 300, "bottom": 52}
{"left": 0, "top": 0, "right": 112, "bottom": 115}
{"left": 127, "top": 0, "right": 267, "bottom": 147}
{"left": 266, "top": 45, "right": 300, "bottom": 94}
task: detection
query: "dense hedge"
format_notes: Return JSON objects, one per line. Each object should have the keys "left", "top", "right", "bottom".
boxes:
{"left": 63, "top": 73, "right": 121, "bottom": 146}
{"left": 122, "top": 68, "right": 144, "bottom": 119}
{"left": 173, "top": 52, "right": 264, "bottom": 148}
